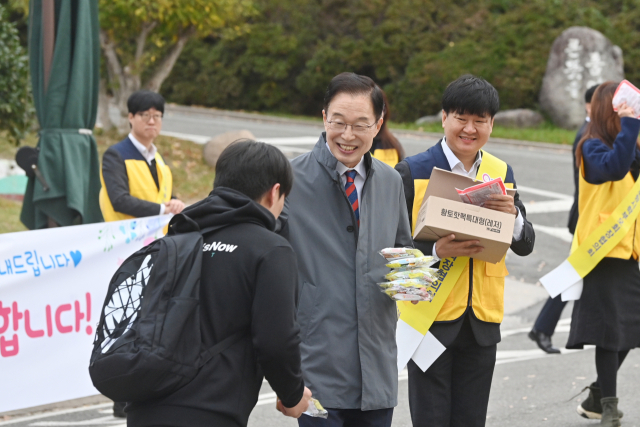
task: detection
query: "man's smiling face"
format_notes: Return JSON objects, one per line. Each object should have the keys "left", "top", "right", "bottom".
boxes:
{"left": 442, "top": 110, "right": 494, "bottom": 159}
{"left": 323, "top": 92, "right": 381, "bottom": 168}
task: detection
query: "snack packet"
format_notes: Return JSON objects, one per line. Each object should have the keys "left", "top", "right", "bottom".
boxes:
{"left": 612, "top": 80, "right": 640, "bottom": 118}
{"left": 383, "top": 286, "right": 434, "bottom": 302}
{"left": 379, "top": 248, "right": 424, "bottom": 260}
{"left": 456, "top": 177, "right": 507, "bottom": 207}
{"left": 304, "top": 398, "right": 329, "bottom": 419}
{"left": 378, "top": 279, "right": 430, "bottom": 289}
{"left": 385, "top": 268, "right": 439, "bottom": 282}
{"left": 385, "top": 256, "right": 435, "bottom": 269}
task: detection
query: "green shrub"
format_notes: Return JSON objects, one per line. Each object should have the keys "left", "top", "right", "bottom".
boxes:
{"left": 162, "top": 0, "right": 640, "bottom": 123}
{"left": 0, "top": 3, "right": 33, "bottom": 145}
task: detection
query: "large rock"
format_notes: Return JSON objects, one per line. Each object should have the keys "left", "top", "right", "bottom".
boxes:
{"left": 415, "top": 113, "right": 442, "bottom": 125}
{"left": 203, "top": 130, "right": 256, "bottom": 167}
{"left": 539, "top": 26, "right": 624, "bottom": 129}
{"left": 493, "top": 109, "right": 544, "bottom": 128}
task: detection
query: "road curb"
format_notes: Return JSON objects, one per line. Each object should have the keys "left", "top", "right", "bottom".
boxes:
{"left": 0, "top": 395, "right": 110, "bottom": 420}
{"left": 165, "top": 104, "right": 572, "bottom": 152}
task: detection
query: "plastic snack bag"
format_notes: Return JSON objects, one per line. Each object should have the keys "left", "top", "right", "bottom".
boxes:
{"left": 385, "top": 268, "right": 439, "bottom": 282}
{"left": 385, "top": 256, "right": 435, "bottom": 269}
{"left": 456, "top": 177, "right": 507, "bottom": 207}
{"left": 378, "top": 279, "right": 430, "bottom": 289}
{"left": 612, "top": 80, "right": 640, "bottom": 119}
{"left": 383, "top": 286, "right": 434, "bottom": 302}
{"left": 304, "top": 398, "right": 329, "bottom": 419}
{"left": 379, "top": 248, "right": 424, "bottom": 260}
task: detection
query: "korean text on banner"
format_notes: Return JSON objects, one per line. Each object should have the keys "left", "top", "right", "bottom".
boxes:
{"left": 0, "top": 215, "right": 170, "bottom": 413}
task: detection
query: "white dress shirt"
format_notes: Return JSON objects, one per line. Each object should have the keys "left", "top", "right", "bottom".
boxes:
{"left": 432, "top": 138, "right": 524, "bottom": 261}
{"left": 326, "top": 143, "right": 366, "bottom": 210}
{"left": 129, "top": 133, "right": 165, "bottom": 215}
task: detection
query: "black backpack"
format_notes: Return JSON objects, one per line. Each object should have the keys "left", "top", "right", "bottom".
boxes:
{"left": 88, "top": 215, "right": 243, "bottom": 402}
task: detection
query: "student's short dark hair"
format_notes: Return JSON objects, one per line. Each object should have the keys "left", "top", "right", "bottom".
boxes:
{"left": 214, "top": 139, "right": 293, "bottom": 201}
{"left": 442, "top": 75, "right": 500, "bottom": 118}
{"left": 323, "top": 72, "right": 385, "bottom": 120}
{"left": 585, "top": 84, "right": 599, "bottom": 103}
{"left": 127, "top": 90, "right": 165, "bottom": 115}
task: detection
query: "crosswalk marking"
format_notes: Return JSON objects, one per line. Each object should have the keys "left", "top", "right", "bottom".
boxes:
{"left": 533, "top": 224, "right": 574, "bottom": 242}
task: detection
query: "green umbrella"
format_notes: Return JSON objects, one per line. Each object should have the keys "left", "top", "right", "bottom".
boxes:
{"left": 21, "top": 0, "right": 103, "bottom": 229}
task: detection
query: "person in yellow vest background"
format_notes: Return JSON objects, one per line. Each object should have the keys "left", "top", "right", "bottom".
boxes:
{"left": 99, "top": 90, "right": 185, "bottom": 418}
{"left": 394, "top": 75, "right": 535, "bottom": 427}
{"left": 369, "top": 89, "right": 405, "bottom": 167}
{"left": 99, "top": 90, "right": 185, "bottom": 224}
{"left": 567, "top": 82, "right": 640, "bottom": 427}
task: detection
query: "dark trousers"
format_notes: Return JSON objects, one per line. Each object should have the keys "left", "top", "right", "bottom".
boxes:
{"left": 408, "top": 317, "right": 497, "bottom": 427}
{"left": 533, "top": 295, "right": 567, "bottom": 336}
{"left": 297, "top": 408, "right": 393, "bottom": 427}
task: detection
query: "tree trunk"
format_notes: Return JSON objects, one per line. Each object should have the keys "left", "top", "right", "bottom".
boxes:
{"left": 100, "top": 24, "right": 195, "bottom": 134}
{"left": 115, "top": 72, "right": 141, "bottom": 134}
{"left": 145, "top": 27, "right": 196, "bottom": 93}
{"left": 98, "top": 79, "right": 114, "bottom": 131}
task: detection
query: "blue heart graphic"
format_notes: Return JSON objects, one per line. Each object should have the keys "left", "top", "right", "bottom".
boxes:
{"left": 70, "top": 250, "right": 82, "bottom": 267}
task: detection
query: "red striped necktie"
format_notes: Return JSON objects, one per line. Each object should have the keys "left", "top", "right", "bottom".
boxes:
{"left": 345, "top": 170, "right": 359, "bottom": 227}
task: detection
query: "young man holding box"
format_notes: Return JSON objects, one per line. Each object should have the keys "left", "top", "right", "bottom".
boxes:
{"left": 395, "top": 75, "right": 535, "bottom": 427}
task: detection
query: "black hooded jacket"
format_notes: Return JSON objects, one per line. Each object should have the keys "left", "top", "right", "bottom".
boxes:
{"left": 127, "top": 187, "right": 305, "bottom": 427}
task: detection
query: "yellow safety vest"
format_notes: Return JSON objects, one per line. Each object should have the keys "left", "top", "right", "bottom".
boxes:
{"left": 372, "top": 148, "right": 400, "bottom": 168}
{"left": 99, "top": 153, "right": 172, "bottom": 222}
{"left": 575, "top": 164, "right": 640, "bottom": 260}
{"left": 410, "top": 151, "right": 511, "bottom": 323}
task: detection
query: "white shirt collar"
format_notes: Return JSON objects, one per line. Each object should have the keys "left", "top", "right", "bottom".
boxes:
{"left": 326, "top": 142, "right": 367, "bottom": 179}
{"left": 129, "top": 133, "right": 157, "bottom": 165}
{"left": 441, "top": 136, "right": 482, "bottom": 176}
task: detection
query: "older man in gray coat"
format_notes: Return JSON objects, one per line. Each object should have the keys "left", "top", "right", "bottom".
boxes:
{"left": 279, "top": 73, "right": 412, "bottom": 427}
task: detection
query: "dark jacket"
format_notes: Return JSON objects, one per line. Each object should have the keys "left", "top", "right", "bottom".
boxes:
{"left": 395, "top": 140, "right": 535, "bottom": 346}
{"left": 568, "top": 120, "right": 588, "bottom": 234}
{"left": 127, "top": 187, "right": 304, "bottom": 427}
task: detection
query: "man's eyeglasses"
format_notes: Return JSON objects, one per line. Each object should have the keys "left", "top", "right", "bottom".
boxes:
{"left": 138, "top": 112, "right": 163, "bottom": 123}
{"left": 326, "top": 120, "right": 377, "bottom": 134}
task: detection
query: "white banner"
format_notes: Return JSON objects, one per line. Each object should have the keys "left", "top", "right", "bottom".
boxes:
{"left": 0, "top": 215, "right": 171, "bottom": 413}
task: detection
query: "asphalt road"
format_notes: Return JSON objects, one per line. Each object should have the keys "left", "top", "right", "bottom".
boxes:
{"left": 3, "top": 107, "right": 638, "bottom": 426}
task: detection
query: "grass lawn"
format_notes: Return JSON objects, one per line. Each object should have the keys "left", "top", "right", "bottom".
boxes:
{"left": 0, "top": 130, "right": 215, "bottom": 235}
{"left": 388, "top": 120, "right": 577, "bottom": 145}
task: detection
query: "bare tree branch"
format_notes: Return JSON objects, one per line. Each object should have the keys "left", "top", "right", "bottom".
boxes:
{"left": 98, "top": 79, "right": 114, "bottom": 131}
{"left": 144, "top": 26, "right": 197, "bottom": 93}
{"left": 135, "top": 21, "right": 158, "bottom": 64}
{"left": 99, "top": 29, "right": 125, "bottom": 97}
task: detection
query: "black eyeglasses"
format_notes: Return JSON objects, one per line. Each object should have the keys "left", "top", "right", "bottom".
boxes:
{"left": 326, "top": 120, "right": 377, "bottom": 134}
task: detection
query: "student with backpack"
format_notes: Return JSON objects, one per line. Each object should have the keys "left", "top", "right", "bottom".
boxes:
{"left": 91, "top": 140, "right": 311, "bottom": 426}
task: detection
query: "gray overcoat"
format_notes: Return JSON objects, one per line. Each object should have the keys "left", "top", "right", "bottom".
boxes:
{"left": 280, "top": 134, "right": 413, "bottom": 410}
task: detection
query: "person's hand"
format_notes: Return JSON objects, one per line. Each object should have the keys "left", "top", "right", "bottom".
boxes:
{"left": 484, "top": 194, "right": 517, "bottom": 215}
{"left": 276, "top": 387, "right": 313, "bottom": 418}
{"left": 434, "top": 234, "right": 483, "bottom": 259}
{"left": 165, "top": 199, "right": 185, "bottom": 214}
{"left": 616, "top": 101, "right": 636, "bottom": 119}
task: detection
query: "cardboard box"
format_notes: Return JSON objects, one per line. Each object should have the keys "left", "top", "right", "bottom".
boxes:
{"left": 413, "top": 168, "right": 516, "bottom": 264}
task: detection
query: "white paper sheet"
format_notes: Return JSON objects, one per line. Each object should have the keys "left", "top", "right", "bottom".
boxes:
{"left": 411, "top": 331, "right": 446, "bottom": 372}
{"left": 396, "top": 319, "right": 424, "bottom": 372}
{"left": 540, "top": 259, "right": 582, "bottom": 298}
{"left": 561, "top": 279, "right": 583, "bottom": 301}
